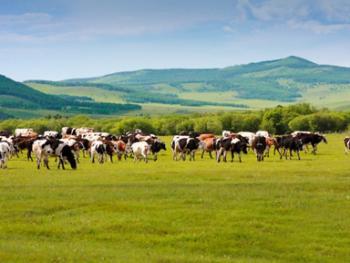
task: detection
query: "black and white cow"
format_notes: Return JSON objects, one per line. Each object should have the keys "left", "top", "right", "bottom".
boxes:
{"left": 252, "top": 136, "right": 267, "bottom": 162}
{"left": 344, "top": 137, "right": 350, "bottom": 154}
{"left": 216, "top": 136, "right": 248, "bottom": 163}
{"left": 150, "top": 140, "right": 166, "bottom": 161}
{"left": 62, "top": 127, "right": 79, "bottom": 137}
{"left": 90, "top": 140, "right": 107, "bottom": 164}
{"left": 32, "top": 139, "right": 77, "bottom": 170}
{"left": 171, "top": 135, "right": 203, "bottom": 161}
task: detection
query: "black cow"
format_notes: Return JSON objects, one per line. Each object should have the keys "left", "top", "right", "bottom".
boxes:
{"left": 277, "top": 135, "right": 303, "bottom": 160}
{"left": 294, "top": 132, "right": 327, "bottom": 154}
{"left": 345, "top": 137, "right": 350, "bottom": 154}
{"left": 252, "top": 136, "right": 267, "bottom": 162}
{"left": 150, "top": 140, "right": 166, "bottom": 161}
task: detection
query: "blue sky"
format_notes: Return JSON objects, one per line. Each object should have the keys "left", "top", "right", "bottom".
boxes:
{"left": 1, "top": 0, "right": 350, "bottom": 81}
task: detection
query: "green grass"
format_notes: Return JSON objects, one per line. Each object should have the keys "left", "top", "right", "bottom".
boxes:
{"left": 1, "top": 134, "right": 349, "bottom": 262}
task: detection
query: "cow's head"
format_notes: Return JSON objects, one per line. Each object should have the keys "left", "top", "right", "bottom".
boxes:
{"left": 62, "top": 145, "right": 77, "bottom": 169}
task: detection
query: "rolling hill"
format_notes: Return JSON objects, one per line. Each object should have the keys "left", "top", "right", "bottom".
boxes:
{"left": 0, "top": 74, "right": 141, "bottom": 118}
{"left": 25, "top": 56, "right": 350, "bottom": 114}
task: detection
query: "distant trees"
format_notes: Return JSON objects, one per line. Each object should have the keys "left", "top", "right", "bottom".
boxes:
{"left": 0, "top": 104, "right": 348, "bottom": 135}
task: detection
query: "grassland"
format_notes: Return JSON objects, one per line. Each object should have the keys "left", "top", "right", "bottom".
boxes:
{"left": 0, "top": 134, "right": 349, "bottom": 262}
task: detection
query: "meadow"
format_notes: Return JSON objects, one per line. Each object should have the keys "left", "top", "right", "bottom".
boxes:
{"left": 0, "top": 134, "right": 349, "bottom": 262}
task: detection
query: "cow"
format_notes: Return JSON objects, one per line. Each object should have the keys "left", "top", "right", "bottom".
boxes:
{"left": 344, "top": 137, "right": 350, "bottom": 154}
{"left": 112, "top": 140, "right": 127, "bottom": 160}
{"left": 252, "top": 136, "right": 267, "bottom": 161}
{"left": 0, "top": 141, "right": 12, "bottom": 168}
{"left": 13, "top": 135, "right": 38, "bottom": 161}
{"left": 150, "top": 140, "right": 166, "bottom": 161}
{"left": 61, "top": 127, "right": 77, "bottom": 137}
{"left": 131, "top": 141, "right": 150, "bottom": 163}
{"left": 32, "top": 139, "right": 77, "bottom": 170}
{"left": 43, "top": 131, "right": 60, "bottom": 139}
{"left": 90, "top": 140, "right": 106, "bottom": 164}
{"left": 75, "top": 127, "right": 94, "bottom": 136}
{"left": 216, "top": 136, "right": 248, "bottom": 162}
{"left": 237, "top": 132, "right": 256, "bottom": 147}
{"left": 293, "top": 132, "right": 327, "bottom": 154}
{"left": 0, "top": 131, "right": 12, "bottom": 137}
{"left": 0, "top": 137, "right": 16, "bottom": 158}
{"left": 171, "top": 135, "right": 203, "bottom": 161}
{"left": 60, "top": 138, "right": 85, "bottom": 163}
{"left": 15, "top": 128, "right": 37, "bottom": 137}
{"left": 256, "top": 130, "right": 270, "bottom": 138}
{"left": 276, "top": 135, "right": 303, "bottom": 160}
{"left": 200, "top": 136, "right": 216, "bottom": 159}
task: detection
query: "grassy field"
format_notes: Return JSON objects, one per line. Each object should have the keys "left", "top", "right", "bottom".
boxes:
{"left": 0, "top": 134, "right": 349, "bottom": 262}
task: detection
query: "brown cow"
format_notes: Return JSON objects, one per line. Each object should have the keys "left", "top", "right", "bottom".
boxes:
{"left": 113, "top": 140, "right": 127, "bottom": 160}
{"left": 200, "top": 136, "right": 216, "bottom": 159}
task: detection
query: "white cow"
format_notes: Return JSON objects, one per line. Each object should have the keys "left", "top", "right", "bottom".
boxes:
{"left": 15, "top": 128, "right": 34, "bottom": 137}
{"left": 0, "top": 142, "right": 12, "bottom": 168}
{"left": 32, "top": 139, "right": 55, "bottom": 169}
{"left": 76, "top": 127, "right": 94, "bottom": 136}
{"left": 291, "top": 131, "right": 312, "bottom": 137}
{"left": 131, "top": 141, "right": 150, "bottom": 163}
{"left": 256, "top": 130, "right": 270, "bottom": 138}
{"left": 44, "top": 131, "right": 59, "bottom": 138}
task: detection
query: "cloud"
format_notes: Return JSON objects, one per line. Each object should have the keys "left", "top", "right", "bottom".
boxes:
{"left": 225, "top": 0, "right": 350, "bottom": 34}
{"left": 288, "top": 20, "right": 350, "bottom": 34}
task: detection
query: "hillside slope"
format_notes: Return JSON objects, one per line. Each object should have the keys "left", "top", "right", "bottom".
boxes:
{"left": 0, "top": 75, "right": 140, "bottom": 117}
{"left": 26, "top": 56, "right": 350, "bottom": 112}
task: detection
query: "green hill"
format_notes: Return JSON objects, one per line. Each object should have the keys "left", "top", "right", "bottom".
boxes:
{"left": 0, "top": 74, "right": 141, "bottom": 117}
{"left": 25, "top": 56, "right": 350, "bottom": 113}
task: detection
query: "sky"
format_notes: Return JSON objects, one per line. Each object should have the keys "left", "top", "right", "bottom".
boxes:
{"left": 1, "top": 0, "right": 350, "bottom": 81}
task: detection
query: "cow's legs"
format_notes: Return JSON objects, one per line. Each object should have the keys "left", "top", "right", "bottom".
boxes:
{"left": 230, "top": 150, "right": 234, "bottom": 162}
{"left": 209, "top": 151, "right": 213, "bottom": 159}
{"left": 216, "top": 149, "right": 223, "bottom": 163}
{"left": 44, "top": 157, "right": 50, "bottom": 169}
{"left": 312, "top": 144, "right": 317, "bottom": 154}
{"left": 223, "top": 150, "right": 227, "bottom": 162}
{"left": 201, "top": 150, "right": 205, "bottom": 159}
{"left": 296, "top": 150, "right": 301, "bottom": 160}
{"left": 238, "top": 153, "right": 242, "bottom": 162}
{"left": 91, "top": 152, "right": 95, "bottom": 163}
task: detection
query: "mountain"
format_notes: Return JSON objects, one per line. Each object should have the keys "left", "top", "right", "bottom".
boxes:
{"left": 25, "top": 56, "right": 350, "bottom": 113}
{"left": 0, "top": 74, "right": 141, "bottom": 118}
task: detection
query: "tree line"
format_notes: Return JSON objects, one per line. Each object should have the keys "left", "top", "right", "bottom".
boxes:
{"left": 0, "top": 104, "right": 349, "bottom": 135}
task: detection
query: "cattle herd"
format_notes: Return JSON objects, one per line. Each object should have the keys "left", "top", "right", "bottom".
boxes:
{"left": 0, "top": 126, "right": 348, "bottom": 170}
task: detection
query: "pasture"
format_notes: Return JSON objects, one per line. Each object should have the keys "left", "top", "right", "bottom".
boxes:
{"left": 0, "top": 134, "right": 349, "bottom": 262}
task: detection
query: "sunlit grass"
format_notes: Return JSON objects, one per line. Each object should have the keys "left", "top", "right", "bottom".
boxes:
{"left": 0, "top": 134, "right": 349, "bottom": 262}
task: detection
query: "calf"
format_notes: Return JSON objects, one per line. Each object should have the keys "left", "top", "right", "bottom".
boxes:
{"left": 252, "top": 136, "right": 267, "bottom": 162}
{"left": 131, "top": 141, "right": 150, "bottom": 163}
{"left": 345, "top": 137, "right": 350, "bottom": 154}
